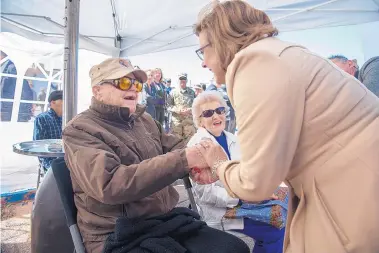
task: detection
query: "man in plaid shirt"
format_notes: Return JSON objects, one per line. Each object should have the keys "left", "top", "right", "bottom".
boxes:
{"left": 33, "top": 90, "right": 63, "bottom": 171}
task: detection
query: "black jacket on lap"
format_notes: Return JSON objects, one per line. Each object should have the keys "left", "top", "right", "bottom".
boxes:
{"left": 103, "top": 207, "right": 249, "bottom": 253}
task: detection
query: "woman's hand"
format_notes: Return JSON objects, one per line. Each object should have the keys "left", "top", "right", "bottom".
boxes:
{"left": 189, "top": 139, "right": 228, "bottom": 184}
{"left": 198, "top": 138, "right": 228, "bottom": 170}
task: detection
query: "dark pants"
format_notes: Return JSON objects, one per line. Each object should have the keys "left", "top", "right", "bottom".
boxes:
{"left": 155, "top": 107, "right": 165, "bottom": 125}
{"left": 234, "top": 219, "right": 285, "bottom": 253}
{"left": 178, "top": 225, "right": 250, "bottom": 253}
{"left": 145, "top": 104, "right": 156, "bottom": 119}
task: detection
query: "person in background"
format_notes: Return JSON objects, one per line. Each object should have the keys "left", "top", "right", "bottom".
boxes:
{"left": 192, "top": 1, "right": 379, "bottom": 252}
{"left": 328, "top": 55, "right": 359, "bottom": 77}
{"left": 165, "top": 78, "right": 173, "bottom": 94}
{"left": 142, "top": 69, "right": 156, "bottom": 118}
{"left": 33, "top": 90, "right": 63, "bottom": 172}
{"left": 330, "top": 54, "right": 379, "bottom": 97}
{"left": 188, "top": 91, "right": 286, "bottom": 253}
{"left": 202, "top": 83, "right": 207, "bottom": 91}
{"left": 163, "top": 78, "right": 173, "bottom": 132}
{"left": 18, "top": 80, "right": 37, "bottom": 122}
{"left": 167, "top": 73, "right": 196, "bottom": 143}
{"left": 358, "top": 56, "right": 379, "bottom": 97}
{"left": 206, "top": 82, "right": 236, "bottom": 133}
{"left": 194, "top": 84, "right": 204, "bottom": 97}
{"left": 38, "top": 88, "right": 47, "bottom": 102}
{"left": 152, "top": 68, "right": 166, "bottom": 126}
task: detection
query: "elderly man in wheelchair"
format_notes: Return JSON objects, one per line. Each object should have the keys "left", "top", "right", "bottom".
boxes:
{"left": 62, "top": 58, "right": 249, "bottom": 253}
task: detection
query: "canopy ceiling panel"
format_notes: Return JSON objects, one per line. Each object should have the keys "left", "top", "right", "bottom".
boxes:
{"left": 1, "top": 0, "right": 379, "bottom": 57}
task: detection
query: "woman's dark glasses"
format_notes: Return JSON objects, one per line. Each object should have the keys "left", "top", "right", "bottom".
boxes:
{"left": 200, "top": 106, "right": 226, "bottom": 118}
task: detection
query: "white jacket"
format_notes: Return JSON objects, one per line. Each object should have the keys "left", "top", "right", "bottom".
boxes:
{"left": 187, "top": 127, "right": 244, "bottom": 231}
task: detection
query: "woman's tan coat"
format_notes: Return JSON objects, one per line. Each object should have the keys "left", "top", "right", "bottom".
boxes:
{"left": 218, "top": 37, "right": 379, "bottom": 253}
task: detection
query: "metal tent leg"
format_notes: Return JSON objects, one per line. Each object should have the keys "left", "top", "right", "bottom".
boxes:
{"left": 63, "top": 0, "right": 80, "bottom": 127}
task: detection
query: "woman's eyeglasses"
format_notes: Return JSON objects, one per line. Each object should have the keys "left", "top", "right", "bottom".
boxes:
{"left": 200, "top": 106, "right": 226, "bottom": 118}
{"left": 195, "top": 43, "right": 211, "bottom": 61}
{"left": 100, "top": 77, "right": 143, "bottom": 92}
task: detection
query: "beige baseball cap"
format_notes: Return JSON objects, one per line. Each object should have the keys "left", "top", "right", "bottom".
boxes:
{"left": 89, "top": 58, "right": 147, "bottom": 87}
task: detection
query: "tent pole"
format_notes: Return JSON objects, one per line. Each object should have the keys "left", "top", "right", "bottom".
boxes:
{"left": 63, "top": 0, "right": 80, "bottom": 127}
{"left": 120, "top": 26, "right": 175, "bottom": 52}
{"left": 272, "top": 0, "right": 341, "bottom": 22}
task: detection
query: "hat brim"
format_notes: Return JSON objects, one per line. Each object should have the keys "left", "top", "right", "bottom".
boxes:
{"left": 104, "top": 68, "right": 147, "bottom": 83}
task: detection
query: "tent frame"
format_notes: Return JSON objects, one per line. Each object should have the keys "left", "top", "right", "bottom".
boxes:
{"left": 2, "top": 0, "right": 379, "bottom": 68}
{"left": 2, "top": 0, "right": 378, "bottom": 123}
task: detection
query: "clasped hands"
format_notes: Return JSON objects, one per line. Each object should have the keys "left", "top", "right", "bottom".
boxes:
{"left": 185, "top": 138, "right": 228, "bottom": 185}
{"left": 185, "top": 138, "right": 280, "bottom": 201}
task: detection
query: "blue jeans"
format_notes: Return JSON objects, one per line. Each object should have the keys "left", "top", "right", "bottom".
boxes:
{"left": 234, "top": 219, "right": 285, "bottom": 253}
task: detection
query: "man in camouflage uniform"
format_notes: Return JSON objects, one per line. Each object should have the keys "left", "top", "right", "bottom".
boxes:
{"left": 167, "top": 73, "right": 196, "bottom": 143}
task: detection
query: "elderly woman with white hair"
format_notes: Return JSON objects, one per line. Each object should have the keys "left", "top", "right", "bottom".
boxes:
{"left": 188, "top": 91, "right": 287, "bottom": 253}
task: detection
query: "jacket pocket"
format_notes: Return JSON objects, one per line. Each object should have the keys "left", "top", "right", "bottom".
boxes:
{"left": 86, "top": 195, "right": 122, "bottom": 218}
{"left": 314, "top": 182, "right": 349, "bottom": 248}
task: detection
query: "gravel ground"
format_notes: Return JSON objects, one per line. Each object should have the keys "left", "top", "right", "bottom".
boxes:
{"left": 1, "top": 202, "right": 32, "bottom": 253}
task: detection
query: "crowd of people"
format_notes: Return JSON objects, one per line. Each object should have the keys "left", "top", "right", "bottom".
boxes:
{"left": 26, "top": 0, "right": 379, "bottom": 253}
{"left": 139, "top": 68, "right": 236, "bottom": 143}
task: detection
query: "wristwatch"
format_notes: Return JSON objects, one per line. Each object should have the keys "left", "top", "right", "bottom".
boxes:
{"left": 211, "top": 159, "right": 228, "bottom": 179}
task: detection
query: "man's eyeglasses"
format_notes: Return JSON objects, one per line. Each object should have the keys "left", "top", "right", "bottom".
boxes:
{"left": 195, "top": 43, "right": 211, "bottom": 61}
{"left": 200, "top": 106, "right": 226, "bottom": 118}
{"left": 100, "top": 77, "right": 143, "bottom": 92}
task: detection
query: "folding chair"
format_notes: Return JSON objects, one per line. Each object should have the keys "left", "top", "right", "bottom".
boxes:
{"left": 183, "top": 176, "right": 199, "bottom": 214}
{"left": 51, "top": 158, "right": 86, "bottom": 253}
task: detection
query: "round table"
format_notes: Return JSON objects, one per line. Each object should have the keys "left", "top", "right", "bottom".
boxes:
{"left": 13, "top": 139, "right": 64, "bottom": 189}
{"left": 13, "top": 139, "right": 64, "bottom": 157}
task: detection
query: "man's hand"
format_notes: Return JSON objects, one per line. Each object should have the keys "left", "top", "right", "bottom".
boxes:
{"left": 185, "top": 146, "right": 208, "bottom": 169}
{"left": 197, "top": 139, "right": 228, "bottom": 169}
{"left": 190, "top": 167, "right": 218, "bottom": 184}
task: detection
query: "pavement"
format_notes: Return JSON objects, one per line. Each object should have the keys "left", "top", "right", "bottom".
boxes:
{"left": 1, "top": 201, "right": 33, "bottom": 253}
{"left": 1, "top": 184, "right": 254, "bottom": 253}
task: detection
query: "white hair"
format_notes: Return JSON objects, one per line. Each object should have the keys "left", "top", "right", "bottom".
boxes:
{"left": 192, "top": 90, "right": 229, "bottom": 128}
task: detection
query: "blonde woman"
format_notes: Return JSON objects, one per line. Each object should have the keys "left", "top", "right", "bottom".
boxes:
{"left": 141, "top": 69, "right": 156, "bottom": 118}
{"left": 191, "top": 1, "right": 379, "bottom": 253}
{"left": 152, "top": 68, "right": 166, "bottom": 125}
{"left": 188, "top": 91, "right": 286, "bottom": 253}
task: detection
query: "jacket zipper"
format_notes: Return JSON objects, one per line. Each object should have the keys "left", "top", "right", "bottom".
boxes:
{"left": 122, "top": 204, "right": 127, "bottom": 216}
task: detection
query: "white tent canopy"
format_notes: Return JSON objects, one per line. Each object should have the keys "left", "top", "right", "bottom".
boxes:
{"left": 2, "top": 0, "right": 379, "bottom": 57}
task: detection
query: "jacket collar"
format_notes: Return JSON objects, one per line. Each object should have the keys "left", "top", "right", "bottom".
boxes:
{"left": 180, "top": 87, "right": 190, "bottom": 94}
{"left": 89, "top": 97, "right": 145, "bottom": 124}
{"left": 48, "top": 108, "right": 61, "bottom": 118}
{"left": 196, "top": 127, "right": 237, "bottom": 145}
